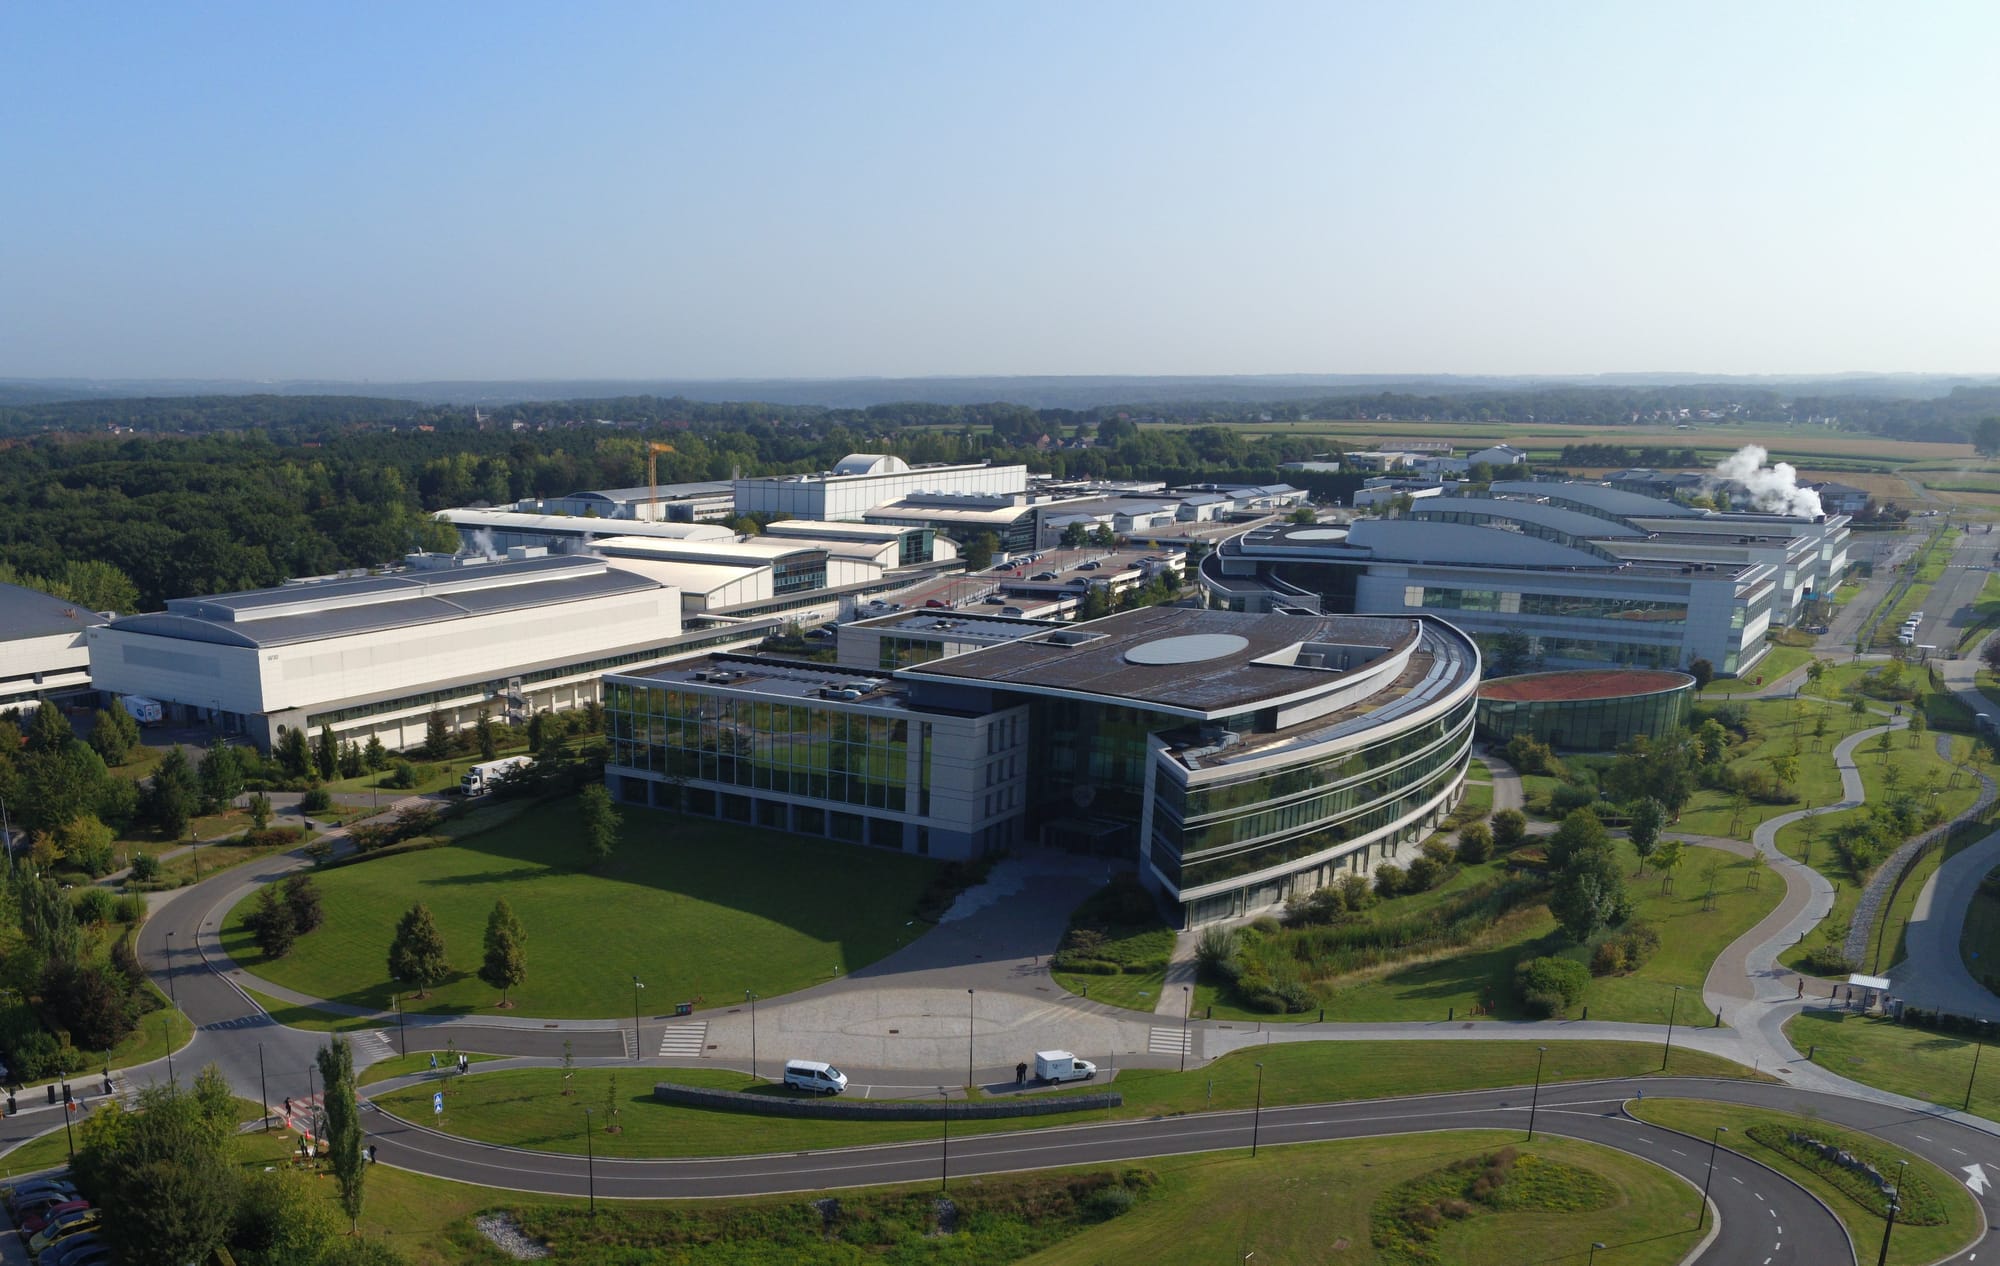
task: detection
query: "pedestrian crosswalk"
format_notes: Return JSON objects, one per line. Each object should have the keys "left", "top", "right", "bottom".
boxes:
{"left": 658, "top": 1022, "right": 708, "bottom": 1058}
{"left": 1148, "top": 1026, "right": 1191, "bottom": 1057}
{"left": 353, "top": 1030, "right": 396, "bottom": 1062}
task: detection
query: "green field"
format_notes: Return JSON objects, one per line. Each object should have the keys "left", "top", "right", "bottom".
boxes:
{"left": 1628, "top": 1097, "right": 1979, "bottom": 1266}
{"left": 220, "top": 797, "right": 943, "bottom": 1018}
{"left": 1024, "top": 1132, "right": 1697, "bottom": 1266}
{"left": 373, "top": 1039, "right": 1756, "bottom": 1160}
{"left": 1191, "top": 839, "right": 1773, "bottom": 1026}
{"left": 1701, "top": 644, "right": 1813, "bottom": 694}
{"left": 1790, "top": 1011, "right": 2000, "bottom": 1124}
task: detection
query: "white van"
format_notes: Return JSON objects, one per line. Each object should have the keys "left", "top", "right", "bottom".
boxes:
{"left": 783, "top": 1059, "right": 849, "bottom": 1095}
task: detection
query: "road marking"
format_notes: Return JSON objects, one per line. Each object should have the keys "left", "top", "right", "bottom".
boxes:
{"left": 352, "top": 1030, "right": 396, "bottom": 1062}
{"left": 1732, "top": 1176, "right": 1744, "bottom": 1184}
{"left": 1756, "top": 1192, "right": 1765, "bottom": 1201}
{"left": 1768, "top": 1208, "right": 1777, "bottom": 1217}
{"left": 1917, "top": 1134, "right": 1934, "bottom": 1141}
{"left": 658, "top": 1023, "right": 707, "bottom": 1058}
{"left": 1148, "top": 1027, "right": 1191, "bottom": 1056}
{"left": 1965, "top": 1162, "right": 1990, "bottom": 1194}
{"left": 1671, "top": 1147, "right": 1687, "bottom": 1156}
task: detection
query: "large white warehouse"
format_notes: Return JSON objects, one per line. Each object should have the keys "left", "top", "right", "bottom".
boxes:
{"left": 0, "top": 582, "right": 105, "bottom": 714}
{"left": 733, "top": 455, "right": 1028, "bottom": 522}
{"left": 86, "top": 553, "right": 772, "bottom": 751}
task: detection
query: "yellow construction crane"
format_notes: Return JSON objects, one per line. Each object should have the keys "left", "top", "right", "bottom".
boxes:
{"left": 647, "top": 442, "right": 676, "bottom": 519}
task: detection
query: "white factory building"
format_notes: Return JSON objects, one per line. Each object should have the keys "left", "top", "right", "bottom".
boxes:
{"left": 438, "top": 507, "right": 736, "bottom": 555}
{"left": 733, "top": 455, "right": 1029, "bottom": 523}
{"left": 85, "top": 552, "right": 777, "bottom": 751}
{"left": 0, "top": 582, "right": 105, "bottom": 714}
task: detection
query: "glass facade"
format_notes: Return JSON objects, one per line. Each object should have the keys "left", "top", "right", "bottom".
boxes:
{"left": 1414, "top": 587, "right": 1688, "bottom": 625}
{"left": 879, "top": 637, "right": 946, "bottom": 671}
{"left": 606, "top": 682, "right": 925, "bottom": 813}
{"left": 1149, "top": 697, "right": 1475, "bottom": 894}
{"left": 1475, "top": 677, "right": 1694, "bottom": 750}
{"left": 1027, "top": 698, "right": 1180, "bottom": 848}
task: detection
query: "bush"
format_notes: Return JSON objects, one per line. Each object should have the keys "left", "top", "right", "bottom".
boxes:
{"left": 1491, "top": 809, "right": 1528, "bottom": 851}
{"left": 128, "top": 851, "right": 160, "bottom": 882}
{"left": 1590, "top": 941, "right": 1628, "bottom": 977}
{"left": 299, "top": 785, "right": 333, "bottom": 814}
{"left": 1084, "top": 1185, "right": 1136, "bottom": 1219}
{"left": 1502, "top": 734, "right": 1564, "bottom": 777}
{"left": 71, "top": 886, "right": 115, "bottom": 926}
{"left": 1405, "top": 855, "right": 1446, "bottom": 892}
{"left": 1520, "top": 989, "right": 1567, "bottom": 1019}
{"left": 1800, "top": 944, "right": 1854, "bottom": 976}
{"left": 1374, "top": 864, "right": 1407, "bottom": 899}
{"left": 1550, "top": 782, "right": 1598, "bottom": 814}
{"left": 1196, "top": 925, "right": 1241, "bottom": 974}
{"left": 1513, "top": 956, "right": 1588, "bottom": 1015}
{"left": 1336, "top": 872, "right": 1375, "bottom": 911}
{"left": 388, "top": 760, "right": 419, "bottom": 789}
{"left": 112, "top": 894, "right": 146, "bottom": 924}
{"left": 1249, "top": 915, "right": 1281, "bottom": 936}
{"left": 284, "top": 874, "right": 324, "bottom": 934}
{"left": 1456, "top": 822, "right": 1493, "bottom": 864}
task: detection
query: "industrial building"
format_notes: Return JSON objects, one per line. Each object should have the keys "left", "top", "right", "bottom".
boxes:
{"left": 734, "top": 455, "right": 1029, "bottom": 522}
{"left": 519, "top": 481, "right": 737, "bottom": 523}
{"left": 438, "top": 507, "right": 736, "bottom": 555}
{"left": 0, "top": 581, "right": 105, "bottom": 714}
{"left": 86, "top": 552, "right": 777, "bottom": 751}
{"left": 606, "top": 606, "right": 1479, "bottom": 924}
{"left": 1201, "top": 480, "right": 1849, "bottom": 678}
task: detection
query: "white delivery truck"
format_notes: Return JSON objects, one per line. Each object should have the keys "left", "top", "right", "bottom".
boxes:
{"left": 1034, "top": 1050, "right": 1097, "bottom": 1083}
{"left": 460, "top": 755, "right": 533, "bottom": 797}
{"left": 119, "top": 696, "right": 163, "bottom": 725}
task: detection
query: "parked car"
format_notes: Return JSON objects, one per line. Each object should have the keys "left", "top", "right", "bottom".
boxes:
{"left": 29, "top": 1209, "right": 100, "bottom": 1257}
{"left": 2, "top": 1174, "right": 72, "bottom": 1205}
{"left": 21, "top": 1200, "right": 89, "bottom": 1235}
{"left": 783, "top": 1059, "right": 848, "bottom": 1095}
{"left": 1077, "top": 561, "right": 1099, "bottom": 571}
{"left": 8, "top": 1182, "right": 77, "bottom": 1215}
{"left": 42, "top": 1235, "right": 108, "bottom": 1266}
{"left": 983, "top": 595, "right": 1006, "bottom": 604}
{"left": 924, "top": 598, "right": 948, "bottom": 609}
{"left": 1030, "top": 571, "right": 1058, "bottom": 581}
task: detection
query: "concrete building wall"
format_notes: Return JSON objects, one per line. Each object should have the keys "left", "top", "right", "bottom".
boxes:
{"left": 736, "top": 464, "right": 1028, "bottom": 522}
{"left": 0, "top": 629, "right": 94, "bottom": 710}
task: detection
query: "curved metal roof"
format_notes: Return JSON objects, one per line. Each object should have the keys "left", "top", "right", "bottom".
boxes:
{"left": 1490, "top": 480, "right": 1707, "bottom": 519}
{"left": 1413, "top": 497, "right": 1645, "bottom": 539}
{"left": 1344, "top": 520, "right": 1618, "bottom": 569}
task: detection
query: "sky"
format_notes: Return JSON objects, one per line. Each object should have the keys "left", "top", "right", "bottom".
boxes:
{"left": 4, "top": 2, "right": 1997, "bottom": 381}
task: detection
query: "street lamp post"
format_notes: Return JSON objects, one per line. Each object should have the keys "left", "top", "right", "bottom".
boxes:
{"left": 745, "top": 991, "right": 758, "bottom": 1080}
{"left": 163, "top": 1016, "right": 174, "bottom": 1085}
{"left": 938, "top": 1088, "right": 950, "bottom": 1191}
{"left": 1527, "top": 1046, "right": 1548, "bottom": 1141}
{"left": 1877, "top": 1199, "right": 1901, "bottom": 1266}
{"left": 60, "top": 1081, "right": 74, "bottom": 1160}
{"left": 966, "top": 988, "right": 976, "bottom": 1089}
{"left": 582, "top": 1108, "right": 597, "bottom": 1215}
{"left": 1180, "top": 985, "right": 1192, "bottom": 1074}
{"left": 164, "top": 931, "right": 178, "bottom": 1006}
{"left": 1662, "top": 985, "right": 1682, "bottom": 1071}
{"left": 1251, "top": 1062, "right": 1265, "bottom": 1158}
{"left": 631, "top": 976, "right": 645, "bottom": 1061}
{"left": 259, "top": 1043, "right": 270, "bottom": 1131}
{"left": 1, "top": 793, "right": 14, "bottom": 873}
{"left": 1967, "top": 1036, "right": 1985, "bottom": 1111}
{"left": 1699, "top": 1125, "right": 1729, "bottom": 1228}
{"left": 393, "top": 987, "right": 407, "bottom": 1058}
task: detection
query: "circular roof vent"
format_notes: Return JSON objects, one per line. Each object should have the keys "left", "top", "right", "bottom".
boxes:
{"left": 1124, "top": 633, "right": 1250, "bottom": 665}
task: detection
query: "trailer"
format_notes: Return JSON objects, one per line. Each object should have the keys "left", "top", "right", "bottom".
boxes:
{"left": 119, "top": 696, "right": 163, "bottom": 725}
{"left": 460, "top": 755, "right": 533, "bottom": 797}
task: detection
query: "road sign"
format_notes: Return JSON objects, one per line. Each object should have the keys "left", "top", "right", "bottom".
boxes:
{"left": 433, "top": 1091, "right": 444, "bottom": 1116}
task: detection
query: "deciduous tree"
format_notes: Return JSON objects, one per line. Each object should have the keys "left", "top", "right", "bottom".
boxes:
{"left": 388, "top": 903, "right": 450, "bottom": 994}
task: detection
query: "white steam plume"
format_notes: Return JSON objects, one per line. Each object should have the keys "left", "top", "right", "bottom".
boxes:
{"left": 1710, "top": 445, "right": 1823, "bottom": 518}
{"left": 470, "top": 528, "right": 501, "bottom": 560}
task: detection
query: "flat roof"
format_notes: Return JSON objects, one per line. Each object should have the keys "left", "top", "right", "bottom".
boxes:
{"left": 617, "top": 654, "right": 918, "bottom": 712}
{"left": 439, "top": 508, "right": 734, "bottom": 541}
{"left": 760, "top": 519, "right": 917, "bottom": 541}
{"left": 0, "top": 581, "right": 109, "bottom": 640}
{"left": 567, "top": 482, "right": 734, "bottom": 503}
{"left": 1479, "top": 669, "right": 1695, "bottom": 702}
{"left": 903, "top": 606, "right": 1426, "bottom": 716}
{"left": 589, "top": 536, "right": 819, "bottom": 565}
{"left": 846, "top": 611, "right": 1064, "bottom": 645}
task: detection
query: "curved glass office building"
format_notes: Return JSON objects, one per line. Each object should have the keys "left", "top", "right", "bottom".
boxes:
{"left": 1476, "top": 668, "right": 1695, "bottom": 751}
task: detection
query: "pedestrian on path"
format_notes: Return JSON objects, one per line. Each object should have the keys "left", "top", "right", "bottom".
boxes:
{"left": 1797, "top": 977, "right": 1805, "bottom": 998}
{"left": 1016, "top": 1061, "right": 1027, "bottom": 1086}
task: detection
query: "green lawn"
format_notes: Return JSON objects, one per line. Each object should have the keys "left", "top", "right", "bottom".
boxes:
{"left": 1193, "top": 840, "right": 1772, "bottom": 1026}
{"left": 220, "top": 796, "right": 944, "bottom": 1018}
{"left": 372, "top": 1039, "right": 1757, "bottom": 1160}
{"left": 1025, "top": 1132, "right": 1698, "bottom": 1266}
{"left": 355, "top": 1050, "right": 503, "bottom": 1087}
{"left": 1790, "top": 1011, "right": 2000, "bottom": 1124}
{"left": 238, "top": 985, "right": 382, "bottom": 1032}
{"left": 0, "top": 1125, "right": 77, "bottom": 1176}
{"left": 1628, "top": 1097, "right": 1979, "bottom": 1266}
{"left": 1702, "top": 644, "right": 1813, "bottom": 694}
{"left": 1960, "top": 859, "right": 2000, "bottom": 995}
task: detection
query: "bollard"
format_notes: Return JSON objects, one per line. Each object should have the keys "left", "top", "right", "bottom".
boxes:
{"left": 1809, "top": 1044, "right": 1816, "bottom": 1062}
{"left": 1582, "top": 1005, "right": 1589, "bottom": 1021}
{"left": 1448, "top": 1006, "right": 1453, "bottom": 1021}
{"left": 46, "top": 1084, "right": 55, "bottom": 1105}
{"left": 1318, "top": 1008, "right": 1324, "bottom": 1023}
{"left": 1714, "top": 1011, "right": 1721, "bottom": 1027}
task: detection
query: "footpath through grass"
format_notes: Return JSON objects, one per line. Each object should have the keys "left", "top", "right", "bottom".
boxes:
{"left": 1790, "top": 1010, "right": 2000, "bottom": 1124}
{"left": 1628, "top": 1097, "right": 1980, "bottom": 1266}
{"left": 371, "top": 1039, "right": 1757, "bottom": 1160}
{"left": 1024, "top": 1132, "right": 1696, "bottom": 1266}
{"left": 221, "top": 797, "right": 943, "bottom": 1018}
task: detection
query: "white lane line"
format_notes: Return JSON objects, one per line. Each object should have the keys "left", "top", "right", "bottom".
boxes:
{"left": 1917, "top": 1134, "right": 1934, "bottom": 1141}
{"left": 1671, "top": 1147, "right": 1687, "bottom": 1156}
{"left": 1955, "top": 1147, "right": 1969, "bottom": 1155}
{"left": 1732, "top": 1176, "right": 1744, "bottom": 1185}
{"left": 1756, "top": 1192, "right": 1765, "bottom": 1201}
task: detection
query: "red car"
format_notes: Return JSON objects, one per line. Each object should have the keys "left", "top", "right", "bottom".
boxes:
{"left": 924, "top": 598, "right": 947, "bottom": 608}
{"left": 21, "top": 1199, "right": 90, "bottom": 1234}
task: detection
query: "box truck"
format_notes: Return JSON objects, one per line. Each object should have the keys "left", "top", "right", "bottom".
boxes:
{"left": 460, "top": 755, "right": 533, "bottom": 797}
{"left": 1034, "top": 1050, "right": 1097, "bottom": 1083}
{"left": 119, "top": 696, "right": 163, "bottom": 725}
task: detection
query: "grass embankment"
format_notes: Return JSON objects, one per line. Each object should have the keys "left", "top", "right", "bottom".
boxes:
{"left": 372, "top": 1040, "right": 1757, "bottom": 1160}
{"left": 356, "top": 1050, "right": 503, "bottom": 1087}
{"left": 221, "top": 797, "right": 943, "bottom": 1018}
{"left": 1049, "top": 880, "right": 1177, "bottom": 1011}
{"left": 1024, "top": 1133, "right": 1696, "bottom": 1266}
{"left": 1628, "top": 1097, "right": 1980, "bottom": 1266}
{"left": 1961, "top": 862, "right": 2000, "bottom": 993}
{"left": 1790, "top": 1011, "right": 2000, "bottom": 1124}
{"left": 1700, "top": 644, "right": 1813, "bottom": 695}
{"left": 1192, "top": 838, "right": 1772, "bottom": 1025}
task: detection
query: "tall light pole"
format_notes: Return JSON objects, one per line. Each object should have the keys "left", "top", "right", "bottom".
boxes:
{"left": 938, "top": 1088, "right": 950, "bottom": 1191}
{"left": 1966, "top": 1035, "right": 1985, "bottom": 1112}
{"left": 258, "top": 1043, "right": 270, "bottom": 1131}
{"left": 164, "top": 931, "right": 178, "bottom": 1006}
{"left": 1877, "top": 1199, "right": 1901, "bottom": 1266}
{"left": 1180, "top": 985, "right": 1192, "bottom": 1074}
{"left": 746, "top": 990, "right": 759, "bottom": 1080}
{"left": 631, "top": 976, "right": 645, "bottom": 1061}
{"left": 582, "top": 1107, "right": 597, "bottom": 1216}
{"left": 1527, "top": 1046, "right": 1548, "bottom": 1142}
{"left": 1662, "top": 984, "right": 1682, "bottom": 1071}
{"left": 1251, "top": 1062, "right": 1265, "bottom": 1158}
{"left": 393, "top": 986, "right": 407, "bottom": 1058}
{"left": 1699, "top": 1125, "right": 1729, "bottom": 1228}
{"left": 966, "top": 988, "right": 976, "bottom": 1089}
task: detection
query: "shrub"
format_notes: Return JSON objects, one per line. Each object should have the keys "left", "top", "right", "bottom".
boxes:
{"left": 128, "top": 851, "right": 160, "bottom": 882}
{"left": 388, "top": 760, "right": 418, "bottom": 789}
{"left": 112, "top": 894, "right": 146, "bottom": 924}
{"left": 1374, "top": 864, "right": 1407, "bottom": 899}
{"left": 1550, "top": 782, "right": 1598, "bottom": 814}
{"left": 1502, "top": 734, "right": 1564, "bottom": 777}
{"left": 1800, "top": 944, "right": 1854, "bottom": 976}
{"left": 1405, "top": 855, "right": 1446, "bottom": 892}
{"left": 1519, "top": 989, "right": 1567, "bottom": 1019}
{"left": 1491, "top": 809, "right": 1528, "bottom": 851}
{"left": 1513, "top": 956, "right": 1588, "bottom": 1014}
{"left": 1084, "top": 1186, "right": 1136, "bottom": 1219}
{"left": 1249, "top": 915, "right": 1281, "bottom": 936}
{"left": 1456, "top": 822, "right": 1493, "bottom": 864}
{"left": 1337, "top": 872, "right": 1375, "bottom": 911}
{"left": 300, "top": 785, "right": 333, "bottom": 814}
{"left": 1589, "top": 941, "right": 1628, "bottom": 977}
{"left": 1196, "top": 925, "right": 1241, "bottom": 974}
{"left": 71, "top": 886, "right": 115, "bottom": 926}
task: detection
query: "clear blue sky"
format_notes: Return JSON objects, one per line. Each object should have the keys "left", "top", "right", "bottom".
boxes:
{"left": 4, "top": 2, "right": 1994, "bottom": 380}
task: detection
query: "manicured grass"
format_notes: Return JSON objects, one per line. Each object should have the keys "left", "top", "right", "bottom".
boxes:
{"left": 1194, "top": 839, "right": 1771, "bottom": 1026}
{"left": 356, "top": 1050, "right": 503, "bottom": 1087}
{"left": 0, "top": 1126, "right": 77, "bottom": 1176}
{"left": 220, "top": 797, "right": 944, "bottom": 1018}
{"left": 1628, "top": 1097, "right": 1980, "bottom": 1266}
{"left": 107, "top": 981, "right": 194, "bottom": 1070}
{"left": 1960, "top": 859, "right": 2000, "bottom": 995}
{"left": 371, "top": 1039, "right": 1758, "bottom": 1160}
{"left": 239, "top": 985, "right": 382, "bottom": 1032}
{"left": 1702, "top": 644, "right": 1812, "bottom": 694}
{"left": 1050, "top": 879, "right": 1178, "bottom": 1013}
{"left": 1054, "top": 968, "right": 1167, "bottom": 1012}
{"left": 1790, "top": 1011, "right": 2000, "bottom": 1124}
{"left": 1026, "top": 1132, "right": 1697, "bottom": 1266}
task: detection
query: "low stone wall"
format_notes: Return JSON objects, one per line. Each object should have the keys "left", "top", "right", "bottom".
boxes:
{"left": 654, "top": 1081, "right": 1121, "bottom": 1121}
